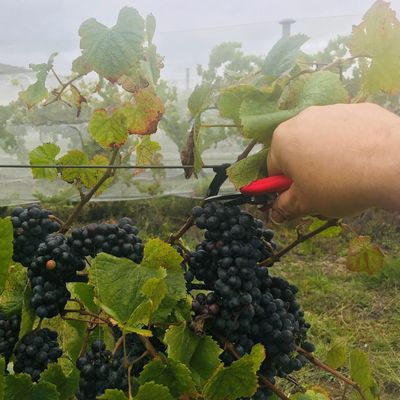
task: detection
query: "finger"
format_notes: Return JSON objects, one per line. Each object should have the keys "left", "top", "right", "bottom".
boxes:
{"left": 266, "top": 148, "right": 282, "bottom": 176}
{"left": 270, "top": 185, "right": 306, "bottom": 223}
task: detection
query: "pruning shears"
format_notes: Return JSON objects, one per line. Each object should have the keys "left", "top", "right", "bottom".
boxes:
{"left": 204, "top": 175, "right": 293, "bottom": 207}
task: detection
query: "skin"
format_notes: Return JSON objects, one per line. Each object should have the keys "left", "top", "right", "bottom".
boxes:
{"left": 267, "top": 103, "right": 400, "bottom": 223}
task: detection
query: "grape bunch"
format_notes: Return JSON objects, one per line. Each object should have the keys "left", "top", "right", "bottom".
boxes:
{"left": 68, "top": 218, "right": 144, "bottom": 263}
{"left": 0, "top": 313, "right": 20, "bottom": 363}
{"left": 13, "top": 328, "right": 62, "bottom": 381}
{"left": 187, "top": 201, "right": 315, "bottom": 390}
{"left": 11, "top": 205, "right": 61, "bottom": 268}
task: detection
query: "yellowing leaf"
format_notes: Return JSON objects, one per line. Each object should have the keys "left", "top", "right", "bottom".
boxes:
{"left": 88, "top": 109, "right": 128, "bottom": 149}
{"left": 349, "top": 0, "right": 400, "bottom": 94}
{"left": 347, "top": 236, "right": 385, "bottom": 275}
{"left": 119, "top": 87, "right": 164, "bottom": 135}
{"left": 0, "top": 218, "right": 13, "bottom": 294}
{"left": 136, "top": 136, "right": 161, "bottom": 165}
{"left": 326, "top": 340, "right": 348, "bottom": 369}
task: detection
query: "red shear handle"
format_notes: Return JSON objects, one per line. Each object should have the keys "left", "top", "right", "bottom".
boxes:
{"left": 240, "top": 175, "right": 293, "bottom": 195}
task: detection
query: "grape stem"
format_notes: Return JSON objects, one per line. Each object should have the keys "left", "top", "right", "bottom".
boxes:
{"left": 259, "top": 219, "right": 339, "bottom": 266}
{"left": 59, "top": 146, "right": 119, "bottom": 234}
{"left": 169, "top": 138, "right": 258, "bottom": 245}
{"left": 138, "top": 336, "right": 158, "bottom": 359}
{"left": 217, "top": 335, "right": 290, "bottom": 400}
{"left": 112, "top": 335, "right": 124, "bottom": 356}
{"left": 296, "top": 346, "right": 367, "bottom": 400}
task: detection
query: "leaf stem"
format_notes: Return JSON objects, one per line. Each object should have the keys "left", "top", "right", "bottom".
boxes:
{"left": 59, "top": 146, "right": 119, "bottom": 233}
{"left": 296, "top": 346, "right": 367, "bottom": 400}
{"left": 45, "top": 71, "right": 85, "bottom": 106}
{"left": 138, "top": 336, "right": 158, "bottom": 358}
{"left": 259, "top": 219, "right": 339, "bottom": 266}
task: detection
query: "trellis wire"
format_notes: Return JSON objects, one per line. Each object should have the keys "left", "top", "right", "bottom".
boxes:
{"left": 0, "top": 164, "right": 225, "bottom": 169}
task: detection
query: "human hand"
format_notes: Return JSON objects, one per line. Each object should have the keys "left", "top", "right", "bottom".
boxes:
{"left": 267, "top": 103, "right": 400, "bottom": 222}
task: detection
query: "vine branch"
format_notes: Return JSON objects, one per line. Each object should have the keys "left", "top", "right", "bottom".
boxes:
{"left": 259, "top": 219, "right": 339, "bottom": 266}
{"left": 59, "top": 146, "right": 119, "bottom": 233}
{"left": 45, "top": 70, "right": 85, "bottom": 106}
{"left": 297, "top": 346, "right": 367, "bottom": 400}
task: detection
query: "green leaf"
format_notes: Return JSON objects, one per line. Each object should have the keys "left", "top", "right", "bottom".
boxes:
{"left": 188, "top": 83, "right": 213, "bottom": 118}
{"left": 308, "top": 218, "right": 342, "bottom": 238}
{"left": 141, "top": 238, "right": 182, "bottom": 270}
{"left": 263, "top": 34, "right": 309, "bottom": 75}
{"left": 89, "top": 253, "right": 166, "bottom": 325}
{"left": 135, "top": 382, "right": 174, "bottom": 400}
{"left": 164, "top": 323, "right": 222, "bottom": 385}
{"left": 4, "top": 374, "right": 59, "bottom": 400}
{"left": 0, "top": 218, "right": 13, "bottom": 294}
{"left": 346, "top": 236, "right": 385, "bottom": 275}
{"left": 78, "top": 7, "right": 145, "bottom": 82}
{"left": 349, "top": 0, "right": 400, "bottom": 95}
{"left": 69, "top": 283, "right": 100, "bottom": 314}
{"left": 240, "top": 71, "right": 348, "bottom": 143}
{"left": 291, "top": 390, "right": 330, "bottom": 400}
{"left": 146, "top": 14, "right": 156, "bottom": 44}
{"left": 227, "top": 148, "right": 268, "bottom": 190}
{"left": 98, "top": 389, "right": 127, "bottom": 400}
{"left": 203, "top": 344, "right": 265, "bottom": 400}
{"left": 20, "top": 53, "right": 57, "bottom": 108}
{"left": 135, "top": 136, "right": 161, "bottom": 165}
{"left": 139, "top": 358, "right": 197, "bottom": 397}
{"left": 88, "top": 109, "right": 128, "bottom": 149}
{"left": 326, "top": 340, "right": 348, "bottom": 369}
{"left": 19, "top": 284, "right": 35, "bottom": 340}
{"left": 29, "top": 143, "right": 60, "bottom": 180}
{"left": 350, "top": 349, "right": 379, "bottom": 399}
{"left": 62, "top": 319, "right": 87, "bottom": 362}
{"left": 217, "top": 85, "right": 255, "bottom": 123}
{"left": 0, "top": 264, "right": 27, "bottom": 315}
{"left": 39, "top": 363, "right": 79, "bottom": 400}
{"left": 119, "top": 87, "right": 164, "bottom": 136}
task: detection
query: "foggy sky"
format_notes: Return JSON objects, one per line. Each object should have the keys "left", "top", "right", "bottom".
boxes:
{"left": 1, "top": 0, "right": 400, "bottom": 86}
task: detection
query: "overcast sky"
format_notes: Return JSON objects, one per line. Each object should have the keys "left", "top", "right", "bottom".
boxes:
{"left": 1, "top": 0, "right": 400, "bottom": 87}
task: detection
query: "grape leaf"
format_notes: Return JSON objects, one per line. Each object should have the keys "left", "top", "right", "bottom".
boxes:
{"left": 308, "top": 218, "right": 342, "bottom": 238}
{"left": 188, "top": 83, "right": 213, "bottom": 118}
{"left": 139, "top": 358, "right": 197, "bottom": 397}
{"left": 263, "top": 34, "right": 309, "bottom": 75}
{"left": 326, "top": 340, "right": 348, "bottom": 369}
{"left": 240, "top": 71, "right": 348, "bottom": 143}
{"left": 71, "top": 55, "right": 92, "bottom": 75}
{"left": 141, "top": 238, "right": 182, "bottom": 270}
{"left": 19, "top": 284, "right": 35, "bottom": 340}
{"left": 346, "top": 236, "right": 384, "bottom": 275}
{"left": 227, "top": 148, "right": 268, "bottom": 189}
{"left": 350, "top": 349, "right": 379, "bottom": 399}
{"left": 164, "top": 323, "right": 222, "bottom": 385}
{"left": 141, "top": 239, "right": 187, "bottom": 324}
{"left": 69, "top": 282, "right": 100, "bottom": 314}
{"left": 135, "top": 136, "right": 161, "bottom": 165}
{"left": 203, "top": 344, "right": 265, "bottom": 400}
{"left": 57, "top": 151, "right": 111, "bottom": 193}
{"left": 142, "top": 44, "right": 163, "bottom": 85}
{"left": 88, "top": 109, "right": 128, "bottom": 149}
{"left": 29, "top": 143, "right": 60, "bottom": 180}
{"left": 349, "top": 0, "right": 400, "bottom": 95}
{"left": 98, "top": 390, "right": 127, "bottom": 400}
{"left": 89, "top": 253, "right": 166, "bottom": 326}
{"left": 135, "top": 382, "right": 174, "bottom": 400}
{"left": 291, "top": 390, "right": 330, "bottom": 400}
{"left": 20, "top": 52, "right": 57, "bottom": 108}
{"left": 0, "top": 218, "right": 13, "bottom": 294}
{"left": 146, "top": 14, "right": 156, "bottom": 44}
{"left": 119, "top": 87, "right": 164, "bottom": 135}
{"left": 4, "top": 374, "right": 59, "bottom": 400}
{"left": 0, "top": 264, "right": 27, "bottom": 315}
{"left": 78, "top": 7, "right": 145, "bottom": 82}
{"left": 62, "top": 319, "right": 86, "bottom": 362}
{"left": 39, "top": 363, "right": 79, "bottom": 400}
{"left": 217, "top": 85, "right": 255, "bottom": 123}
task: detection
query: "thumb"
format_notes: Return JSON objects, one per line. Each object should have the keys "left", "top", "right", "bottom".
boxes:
{"left": 270, "top": 184, "right": 305, "bottom": 223}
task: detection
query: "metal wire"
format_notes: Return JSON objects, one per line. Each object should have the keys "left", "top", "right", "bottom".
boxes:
{"left": 0, "top": 164, "right": 225, "bottom": 169}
